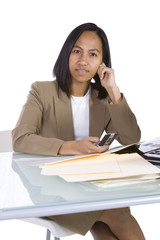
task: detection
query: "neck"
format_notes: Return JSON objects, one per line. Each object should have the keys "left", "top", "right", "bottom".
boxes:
{"left": 71, "top": 82, "right": 90, "bottom": 97}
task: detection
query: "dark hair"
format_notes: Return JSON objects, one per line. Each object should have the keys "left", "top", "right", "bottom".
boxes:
{"left": 53, "top": 23, "right": 111, "bottom": 98}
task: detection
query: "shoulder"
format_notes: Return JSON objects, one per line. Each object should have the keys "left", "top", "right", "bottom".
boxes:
{"left": 30, "top": 80, "right": 69, "bottom": 103}
{"left": 31, "top": 80, "right": 58, "bottom": 90}
{"left": 31, "top": 80, "right": 59, "bottom": 96}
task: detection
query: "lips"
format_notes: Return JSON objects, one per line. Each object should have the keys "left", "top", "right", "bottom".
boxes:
{"left": 75, "top": 69, "right": 89, "bottom": 73}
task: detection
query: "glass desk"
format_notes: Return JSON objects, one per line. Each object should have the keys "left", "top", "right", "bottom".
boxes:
{"left": 1, "top": 152, "right": 160, "bottom": 221}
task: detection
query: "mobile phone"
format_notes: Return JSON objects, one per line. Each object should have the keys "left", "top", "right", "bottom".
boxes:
{"left": 99, "top": 133, "right": 118, "bottom": 146}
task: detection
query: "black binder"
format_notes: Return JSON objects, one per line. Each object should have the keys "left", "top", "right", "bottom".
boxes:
{"left": 116, "top": 137, "right": 160, "bottom": 165}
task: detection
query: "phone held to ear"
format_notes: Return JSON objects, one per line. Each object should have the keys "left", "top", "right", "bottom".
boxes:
{"left": 99, "top": 133, "right": 118, "bottom": 146}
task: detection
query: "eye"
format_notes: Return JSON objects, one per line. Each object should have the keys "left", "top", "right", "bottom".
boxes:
{"left": 89, "top": 52, "right": 97, "bottom": 57}
{"left": 73, "top": 49, "right": 81, "bottom": 54}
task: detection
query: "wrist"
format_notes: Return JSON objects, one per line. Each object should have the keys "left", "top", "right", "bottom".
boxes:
{"left": 58, "top": 140, "right": 79, "bottom": 155}
{"left": 107, "top": 84, "right": 122, "bottom": 104}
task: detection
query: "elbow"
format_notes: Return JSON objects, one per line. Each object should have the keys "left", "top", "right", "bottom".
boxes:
{"left": 12, "top": 135, "right": 20, "bottom": 153}
{"left": 118, "top": 127, "right": 141, "bottom": 146}
{"left": 132, "top": 125, "right": 141, "bottom": 143}
{"left": 136, "top": 127, "right": 141, "bottom": 142}
{"left": 11, "top": 128, "right": 24, "bottom": 153}
{"left": 12, "top": 140, "right": 20, "bottom": 152}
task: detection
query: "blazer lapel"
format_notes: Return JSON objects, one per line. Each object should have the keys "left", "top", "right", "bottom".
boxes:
{"left": 89, "top": 88, "right": 106, "bottom": 137}
{"left": 54, "top": 89, "right": 74, "bottom": 141}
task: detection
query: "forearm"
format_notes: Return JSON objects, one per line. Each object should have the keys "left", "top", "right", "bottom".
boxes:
{"left": 12, "top": 126, "right": 64, "bottom": 156}
{"left": 106, "top": 84, "right": 122, "bottom": 104}
{"left": 58, "top": 137, "right": 108, "bottom": 155}
{"left": 106, "top": 95, "right": 141, "bottom": 145}
{"left": 58, "top": 140, "right": 80, "bottom": 155}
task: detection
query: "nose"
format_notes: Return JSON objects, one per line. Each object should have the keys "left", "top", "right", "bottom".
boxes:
{"left": 78, "top": 53, "right": 88, "bottom": 66}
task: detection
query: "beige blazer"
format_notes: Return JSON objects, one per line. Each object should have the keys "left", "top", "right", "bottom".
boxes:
{"left": 12, "top": 80, "right": 141, "bottom": 156}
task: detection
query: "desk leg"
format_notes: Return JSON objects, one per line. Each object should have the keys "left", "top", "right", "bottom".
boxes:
{"left": 46, "top": 229, "right": 51, "bottom": 240}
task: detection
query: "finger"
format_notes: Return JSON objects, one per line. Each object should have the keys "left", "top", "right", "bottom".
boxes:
{"left": 98, "top": 64, "right": 113, "bottom": 73}
{"left": 100, "top": 62, "right": 106, "bottom": 68}
{"left": 88, "top": 136, "right": 100, "bottom": 144}
{"left": 97, "top": 145, "right": 109, "bottom": 153}
{"left": 91, "top": 144, "right": 109, "bottom": 153}
{"left": 100, "top": 68, "right": 108, "bottom": 80}
{"left": 98, "top": 64, "right": 109, "bottom": 80}
{"left": 97, "top": 64, "right": 104, "bottom": 75}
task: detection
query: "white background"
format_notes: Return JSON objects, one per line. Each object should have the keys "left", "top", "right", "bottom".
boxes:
{"left": 0, "top": 0, "right": 160, "bottom": 239}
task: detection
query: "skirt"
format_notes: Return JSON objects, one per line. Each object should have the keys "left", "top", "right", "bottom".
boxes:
{"left": 44, "top": 210, "right": 102, "bottom": 235}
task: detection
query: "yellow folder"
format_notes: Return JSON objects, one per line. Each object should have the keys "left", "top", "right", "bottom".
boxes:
{"left": 40, "top": 153, "right": 160, "bottom": 182}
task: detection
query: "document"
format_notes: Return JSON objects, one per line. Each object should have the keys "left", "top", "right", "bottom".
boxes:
{"left": 90, "top": 174, "right": 160, "bottom": 188}
{"left": 40, "top": 153, "right": 160, "bottom": 182}
{"left": 40, "top": 154, "right": 120, "bottom": 175}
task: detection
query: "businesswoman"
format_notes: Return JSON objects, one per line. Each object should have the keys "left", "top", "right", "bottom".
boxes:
{"left": 12, "top": 23, "right": 145, "bottom": 240}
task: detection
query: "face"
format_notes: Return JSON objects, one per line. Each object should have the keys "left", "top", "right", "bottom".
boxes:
{"left": 69, "top": 31, "right": 103, "bottom": 85}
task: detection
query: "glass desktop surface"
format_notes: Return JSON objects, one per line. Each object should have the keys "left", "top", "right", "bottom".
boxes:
{"left": 1, "top": 152, "right": 160, "bottom": 220}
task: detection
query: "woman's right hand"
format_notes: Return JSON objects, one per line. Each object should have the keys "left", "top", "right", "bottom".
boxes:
{"left": 58, "top": 137, "right": 108, "bottom": 155}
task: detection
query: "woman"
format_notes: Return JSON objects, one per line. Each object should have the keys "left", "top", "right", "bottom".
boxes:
{"left": 12, "top": 23, "right": 145, "bottom": 239}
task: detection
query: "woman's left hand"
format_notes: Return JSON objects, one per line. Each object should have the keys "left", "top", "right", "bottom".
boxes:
{"left": 97, "top": 63, "right": 122, "bottom": 104}
{"left": 97, "top": 63, "right": 115, "bottom": 90}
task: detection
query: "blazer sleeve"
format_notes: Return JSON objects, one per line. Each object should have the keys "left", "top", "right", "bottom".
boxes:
{"left": 12, "top": 82, "right": 64, "bottom": 156}
{"left": 105, "top": 94, "right": 141, "bottom": 145}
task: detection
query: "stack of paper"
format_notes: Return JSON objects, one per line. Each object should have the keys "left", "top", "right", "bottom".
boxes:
{"left": 40, "top": 153, "right": 160, "bottom": 182}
